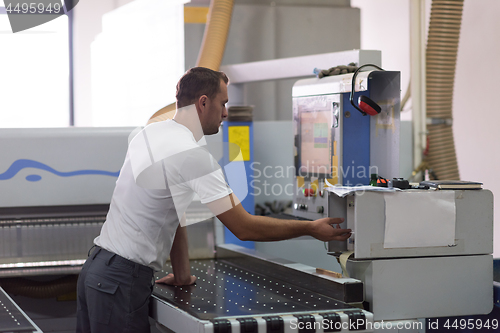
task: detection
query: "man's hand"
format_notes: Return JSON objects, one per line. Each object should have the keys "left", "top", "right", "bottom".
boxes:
{"left": 155, "top": 273, "right": 196, "bottom": 286}
{"left": 309, "top": 217, "right": 351, "bottom": 242}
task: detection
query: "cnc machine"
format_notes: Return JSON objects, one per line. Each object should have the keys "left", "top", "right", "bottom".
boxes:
{"left": 291, "top": 70, "right": 494, "bottom": 320}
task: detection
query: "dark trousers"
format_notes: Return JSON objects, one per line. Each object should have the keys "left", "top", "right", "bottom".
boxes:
{"left": 76, "top": 246, "right": 154, "bottom": 333}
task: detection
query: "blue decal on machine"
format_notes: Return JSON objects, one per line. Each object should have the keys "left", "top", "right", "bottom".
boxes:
{"left": 0, "top": 159, "right": 120, "bottom": 182}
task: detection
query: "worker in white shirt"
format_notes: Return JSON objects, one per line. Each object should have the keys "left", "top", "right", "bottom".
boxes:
{"left": 76, "top": 67, "right": 351, "bottom": 333}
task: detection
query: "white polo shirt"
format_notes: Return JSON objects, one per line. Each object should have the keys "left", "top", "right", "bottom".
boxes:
{"left": 95, "top": 120, "right": 232, "bottom": 271}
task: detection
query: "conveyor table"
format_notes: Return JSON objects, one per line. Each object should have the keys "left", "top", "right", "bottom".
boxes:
{"left": 151, "top": 257, "right": 373, "bottom": 332}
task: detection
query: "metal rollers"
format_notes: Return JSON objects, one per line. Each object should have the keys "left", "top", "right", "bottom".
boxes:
{"left": 426, "top": 0, "right": 463, "bottom": 180}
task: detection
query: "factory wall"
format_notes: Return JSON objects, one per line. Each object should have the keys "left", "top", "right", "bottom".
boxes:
{"left": 185, "top": 1, "right": 362, "bottom": 122}
{"left": 72, "top": 0, "right": 135, "bottom": 127}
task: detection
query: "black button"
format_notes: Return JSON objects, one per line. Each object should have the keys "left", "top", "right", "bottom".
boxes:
{"left": 263, "top": 316, "right": 284, "bottom": 333}
{"left": 293, "top": 314, "right": 315, "bottom": 333}
{"left": 347, "top": 311, "right": 366, "bottom": 331}
{"left": 322, "top": 313, "right": 342, "bottom": 332}
{"left": 237, "top": 318, "right": 258, "bottom": 333}
{"left": 213, "top": 319, "right": 231, "bottom": 333}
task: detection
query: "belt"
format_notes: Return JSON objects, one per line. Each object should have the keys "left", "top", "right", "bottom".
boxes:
{"left": 89, "top": 245, "right": 154, "bottom": 278}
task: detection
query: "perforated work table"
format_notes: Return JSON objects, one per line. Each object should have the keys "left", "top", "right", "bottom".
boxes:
{"left": 150, "top": 250, "right": 373, "bottom": 333}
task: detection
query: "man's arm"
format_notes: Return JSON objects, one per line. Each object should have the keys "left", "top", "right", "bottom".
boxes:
{"left": 209, "top": 194, "right": 351, "bottom": 242}
{"left": 155, "top": 223, "right": 196, "bottom": 285}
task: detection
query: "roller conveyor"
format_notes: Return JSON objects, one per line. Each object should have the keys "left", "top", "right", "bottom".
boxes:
{"left": 151, "top": 256, "right": 373, "bottom": 333}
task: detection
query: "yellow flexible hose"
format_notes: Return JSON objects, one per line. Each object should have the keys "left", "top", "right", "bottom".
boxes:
{"left": 195, "top": 0, "right": 234, "bottom": 70}
{"left": 148, "top": 0, "right": 235, "bottom": 124}
{"left": 426, "top": 0, "right": 463, "bottom": 180}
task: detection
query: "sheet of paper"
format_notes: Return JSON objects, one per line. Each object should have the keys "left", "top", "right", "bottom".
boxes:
{"left": 324, "top": 183, "right": 401, "bottom": 198}
{"left": 383, "top": 191, "right": 456, "bottom": 248}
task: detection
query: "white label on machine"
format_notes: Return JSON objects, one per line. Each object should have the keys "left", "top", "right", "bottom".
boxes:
{"left": 383, "top": 191, "right": 456, "bottom": 248}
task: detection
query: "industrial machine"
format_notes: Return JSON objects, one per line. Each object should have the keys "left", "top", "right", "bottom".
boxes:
{"left": 0, "top": 128, "right": 133, "bottom": 332}
{"left": 0, "top": 128, "right": 131, "bottom": 277}
{"left": 291, "top": 70, "right": 494, "bottom": 320}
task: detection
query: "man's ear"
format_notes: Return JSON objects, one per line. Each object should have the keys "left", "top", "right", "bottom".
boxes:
{"left": 198, "top": 95, "right": 208, "bottom": 111}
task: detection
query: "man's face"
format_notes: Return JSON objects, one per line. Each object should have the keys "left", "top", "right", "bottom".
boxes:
{"left": 203, "top": 80, "right": 228, "bottom": 135}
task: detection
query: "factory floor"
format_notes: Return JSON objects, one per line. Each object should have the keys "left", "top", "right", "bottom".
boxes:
{"left": 8, "top": 294, "right": 164, "bottom": 333}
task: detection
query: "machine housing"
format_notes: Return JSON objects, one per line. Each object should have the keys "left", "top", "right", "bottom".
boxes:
{"left": 290, "top": 70, "right": 494, "bottom": 320}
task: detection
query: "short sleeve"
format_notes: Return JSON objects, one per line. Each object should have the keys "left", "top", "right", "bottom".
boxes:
{"left": 178, "top": 146, "right": 233, "bottom": 204}
{"left": 187, "top": 169, "right": 233, "bottom": 204}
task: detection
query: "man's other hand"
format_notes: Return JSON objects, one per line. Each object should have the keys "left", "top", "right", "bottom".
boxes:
{"left": 155, "top": 273, "right": 196, "bottom": 286}
{"left": 310, "top": 217, "right": 351, "bottom": 242}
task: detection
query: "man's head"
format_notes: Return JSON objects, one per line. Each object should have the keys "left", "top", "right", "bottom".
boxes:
{"left": 176, "top": 67, "right": 229, "bottom": 135}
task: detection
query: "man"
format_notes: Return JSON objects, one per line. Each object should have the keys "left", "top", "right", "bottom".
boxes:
{"left": 76, "top": 67, "right": 351, "bottom": 333}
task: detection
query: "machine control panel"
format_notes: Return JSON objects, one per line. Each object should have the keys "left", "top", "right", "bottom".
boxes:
{"left": 291, "top": 71, "right": 401, "bottom": 223}
{"left": 293, "top": 176, "right": 331, "bottom": 220}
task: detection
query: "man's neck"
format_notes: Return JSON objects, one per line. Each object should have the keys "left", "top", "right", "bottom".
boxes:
{"left": 172, "top": 104, "right": 204, "bottom": 141}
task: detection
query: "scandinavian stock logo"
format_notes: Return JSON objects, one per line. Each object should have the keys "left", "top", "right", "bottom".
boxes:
{"left": 3, "top": 0, "right": 78, "bottom": 33}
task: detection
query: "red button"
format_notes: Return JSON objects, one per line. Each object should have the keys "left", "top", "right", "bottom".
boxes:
{"left": 304, "top": 188, "right": 316, "bottom": 197}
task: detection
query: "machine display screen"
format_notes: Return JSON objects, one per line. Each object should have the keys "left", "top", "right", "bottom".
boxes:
{"left": 299, "top": 110, "right": 331, "bottom": 176}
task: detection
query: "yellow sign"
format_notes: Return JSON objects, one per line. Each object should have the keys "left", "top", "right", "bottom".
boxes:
{"left": 297, "top": 176, "right": 304, "bottom": 188}
{"left": 228, "top": 126, "right": 250, "bottom": 161}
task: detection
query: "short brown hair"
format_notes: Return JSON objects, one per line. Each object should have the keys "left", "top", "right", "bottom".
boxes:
{"left": 176, "top": 67, "right": 229, "bottom": 108}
